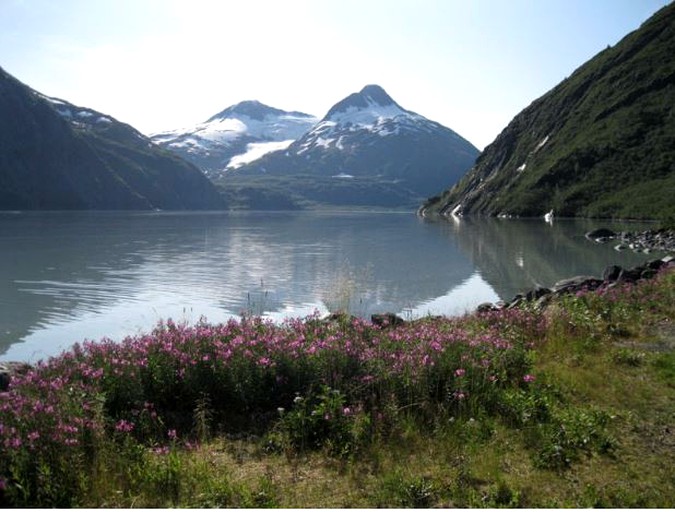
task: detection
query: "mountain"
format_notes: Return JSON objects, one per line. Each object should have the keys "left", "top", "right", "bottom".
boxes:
{"left": 0, "top": 67, "right": 225, "bottom": 210}
{"left": 420, "top": 3, "right": 675, "bottom": 220}
{"left": 151, "top": 101, "right": 318, "bottom": 176}
{"left": 218, "top": 85, "right": 479, "bottom": 209}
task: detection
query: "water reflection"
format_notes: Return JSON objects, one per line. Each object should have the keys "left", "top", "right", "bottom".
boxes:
{"left": 0, "top": 212, "right": 661, "bottom": 362}
{"left": 1, "top": 211, "right": 477, "bottom": 361}
{"left": 435, "top": 216, "right": 658, "bottom": 300}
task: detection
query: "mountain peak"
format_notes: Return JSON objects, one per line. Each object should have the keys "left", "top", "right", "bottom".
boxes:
{"left": 359, "top": 84, "right": 395, "bottom": 105}
{"left": 208, "top": 100, "right": 289, "bottom": 122}
{"left": 325, "top": 84, "right": 398, "bottom": 119}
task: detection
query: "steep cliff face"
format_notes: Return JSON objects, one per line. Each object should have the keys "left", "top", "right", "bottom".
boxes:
{"left": 0, "top": 67, "right": 225, "bottom": 210}
{"left": 421, "top": 3, "right": 675, "bottom": 220}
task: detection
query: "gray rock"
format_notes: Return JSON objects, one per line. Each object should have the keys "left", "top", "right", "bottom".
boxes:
{"left": 476, "top": 302, "right": 499, "bottom": 313}
{"left": 603, "top": 265, "right": 624, "bottom": 282}
{"left": 371, "top": 313, "right": 405, "bottom": 328}
{"left": 586, "top": 228, "right": 617, "bottom": 240}
{"left": 525, "top": 287, "right": 551, "bottom": 301}
{"left": 0, "top": 370, "right": 9, "bottom": 392}
{"left": 0, "top": 362, "right": 31, "bottom": 392}
{"left": 552, "top": 276, "right": 598, "bottom": 293}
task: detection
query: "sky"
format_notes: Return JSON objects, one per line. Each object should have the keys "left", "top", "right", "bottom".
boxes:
{"left": 0, "top": 0, "right": 670, "bottom": 150}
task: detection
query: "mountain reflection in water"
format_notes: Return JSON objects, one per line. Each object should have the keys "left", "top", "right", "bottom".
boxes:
{"left": 0, "top": 211, "right": 658, "bottom": 362}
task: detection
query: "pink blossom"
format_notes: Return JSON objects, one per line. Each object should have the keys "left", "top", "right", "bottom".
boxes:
{"left": 115, "top": 419, "right": 135, "bottom": 433}
{"left": 523, "top": 374, "right": 536, "bottom": 383}
{"left": 453, "top": 390, "right": 467, "bottom": 401}
{"left": 4, "top": 437, "right": 21, "bottom": 449}
{"left": 454, "top": 368, "right": 466, "bottom": 377}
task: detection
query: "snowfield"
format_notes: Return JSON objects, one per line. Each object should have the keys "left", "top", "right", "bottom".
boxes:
{"left": 227, "top": 140, "right": 295, "bottom": 169}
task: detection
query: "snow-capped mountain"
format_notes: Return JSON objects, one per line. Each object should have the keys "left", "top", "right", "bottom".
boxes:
{"left": 151, "top": 101, "right": 318, "bottom": 176}
{"left": 231, "top": 85, "right": 480, "bottom": 203}
{"left": 297, "top": 84, "right": 446, "bottom": 153}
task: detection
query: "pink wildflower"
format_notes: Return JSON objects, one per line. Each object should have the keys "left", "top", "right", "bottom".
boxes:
{"left": 168, "top": 429, "right": 177, "bottom": 440}
{"left": 523, "top": 374, "right": 536, "bottom": 383}
{"left": 4, "top": 437, "right": 21, "bottom": 449}
{"left": 115, "top": 419, "right": 135, "bottom": 433}
{"left": 454, "top": 368, "right": 466, "bottom": 377}
{"left": 153, "top": 446, "right": 169, "bottom": 455}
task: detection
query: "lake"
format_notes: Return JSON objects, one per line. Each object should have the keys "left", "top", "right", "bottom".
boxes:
{"left": 0, "top": 210, "right": 660, "bottom": 362}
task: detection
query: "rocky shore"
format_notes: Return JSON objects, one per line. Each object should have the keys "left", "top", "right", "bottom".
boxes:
{"left": 476, "top": 228, "right": 675, "bottom": 313}
{"left": 479, "top": 254, "right": 674, "bottom": 313}
{"left": 585, "top": 227, "right": 675, "bottom": 254}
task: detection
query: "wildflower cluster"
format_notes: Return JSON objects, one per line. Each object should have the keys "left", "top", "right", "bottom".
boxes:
{"left": 0, "top": 306, "right": 549, "bottom": 505}
{"left": 1, "top": 265, "right": 672, "bottom": 507}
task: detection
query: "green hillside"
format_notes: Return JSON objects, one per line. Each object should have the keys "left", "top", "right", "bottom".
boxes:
{"left": 421, "top": 3, "right": 675, "bottom": 220}
{"left": 0, "top": 67, "right": 225, "bottom": 210}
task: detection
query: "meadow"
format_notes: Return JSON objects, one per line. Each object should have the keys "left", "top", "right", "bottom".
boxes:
{"left": 1, "top": 265, "right": 673, "bottom": 507}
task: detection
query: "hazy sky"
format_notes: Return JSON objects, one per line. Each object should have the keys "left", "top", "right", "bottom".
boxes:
{"left": 0, "top": 0, "right": 670, "bottom": 149}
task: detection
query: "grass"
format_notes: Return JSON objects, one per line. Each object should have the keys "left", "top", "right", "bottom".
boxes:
{"left": 0, "top": 267, "right": 673, "bottom": 507}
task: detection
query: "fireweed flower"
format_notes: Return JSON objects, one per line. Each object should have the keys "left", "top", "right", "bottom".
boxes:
{"left": 115, "top": 419, "right": 135, "bottom": 433}
{"left": 454, "top": 368, "right": 466, "bottom": 377}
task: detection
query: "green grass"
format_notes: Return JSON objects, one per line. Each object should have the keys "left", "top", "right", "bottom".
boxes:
{"left": 0, "top": 268, "right": 673, "bottom": 507}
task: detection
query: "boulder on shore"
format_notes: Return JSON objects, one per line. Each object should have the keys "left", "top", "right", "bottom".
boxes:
{"left": 0, "top": 361, "right": 32, "bottom": 391}
{"left": 483, "top": 255, "right": 674, "bottom": 314}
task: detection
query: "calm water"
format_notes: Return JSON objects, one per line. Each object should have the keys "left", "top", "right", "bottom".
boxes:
{"left": 0, "top": 211, "right": 659, "bottom": 362}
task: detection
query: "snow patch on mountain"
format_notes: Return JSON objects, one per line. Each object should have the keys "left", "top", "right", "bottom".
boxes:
{"left": 227, "top": 140, "right": 295, "bottom": 169}
{"left": 40, "top": 94, "right": 114, "bottom": 125}
{"left": 151, "top": 102, "right": 317, "bottom": 172}
{"left": 329, "top": 102, "right": 413, "bottom": 127}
